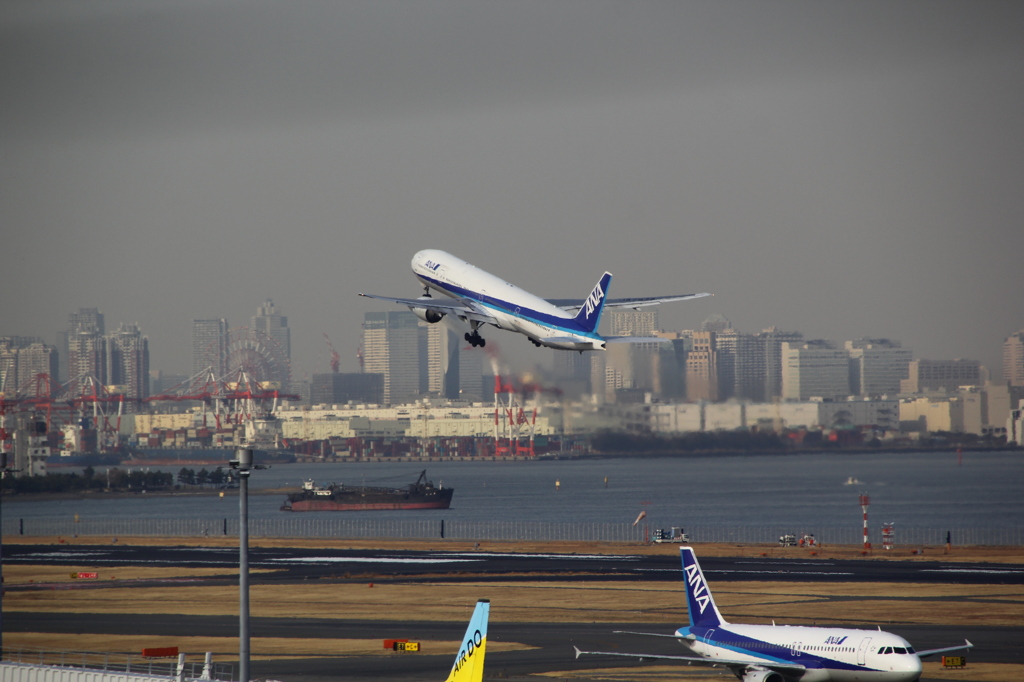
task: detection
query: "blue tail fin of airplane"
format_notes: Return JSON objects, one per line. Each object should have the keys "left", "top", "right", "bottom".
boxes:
{"left": 680, "top": 547, "right": 726, "bottom": 629}
{"left": 444, "top": 599, "right": 489, "bottom": 682}
{"left": 572, "top": 272, "right": 612, "bottom": 333}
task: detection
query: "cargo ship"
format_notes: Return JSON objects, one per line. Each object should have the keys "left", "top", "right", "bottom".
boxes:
{"left": 280, "top": 470, "right": 453, "bottom": 511}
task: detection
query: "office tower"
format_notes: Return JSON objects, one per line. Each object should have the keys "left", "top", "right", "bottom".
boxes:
{"left": 686, "top": 331, "right": 718, "bottom": 402}
{"left": 845, "top": 338, "right": 912, "bottom": 397}
{"left": 1004, "top": 330, "right": 1024, "bottom": 386}
{"left": 782, "top": 340, "right": 851, "bottom": 401}
{"left": 251, "top": 299, "right": 291, "bottom": 362}
{"left": 552, "top": 348, "right": 591, "bottom": 397}
{"left": 362, "top": 311, "right": 422, "bottom": 405}
{"left": 609, "top": 309, "right": 658, "bottom": 337}
{"left": 458, "top": 345, "right": 484, "bottom": 401}
{"left": 701, "top": 313, "right": 732, "bottom": 333}
{"left": 192, "top": 318, "right": 229, "bottom": 378}
{"left": 424, "top": 323, "right": 462, "bottom": 399}
{"left": 714, "top": 330, "right": 767, "bottom": 402}
{"left": 761, "top": 327, "right": 803, "bottom": 400}
{"left": 106, "top": 324, "right": 150, "bottom": 402}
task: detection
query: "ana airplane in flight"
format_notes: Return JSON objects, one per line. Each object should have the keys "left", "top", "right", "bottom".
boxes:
{"left": 445, "top": 599, "right": 489, "bottom": 682}
{"left": 575, "top": 547, "right": 972, "bottom": 682}
{"left": 359, "top": 249, "right": 711, "bottom": 351}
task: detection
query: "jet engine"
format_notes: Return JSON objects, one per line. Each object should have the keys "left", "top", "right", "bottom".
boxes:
{"left": 409, "top": 296, "right": 446, "bottom": 324}
{"left": 742, "top": 669, "right": 783, "bottom": 682}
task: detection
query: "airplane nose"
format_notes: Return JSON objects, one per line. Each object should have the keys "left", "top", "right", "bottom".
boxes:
{"left": 900, "top": 655, "right": 923, "bottom": 680}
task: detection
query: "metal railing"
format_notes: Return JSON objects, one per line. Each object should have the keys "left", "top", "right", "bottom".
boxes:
{"left": 1, "top": 648, "right": 234, "bottom": 682}
{"left": 4, "top": 517, "right": 1022, "bottom": 546}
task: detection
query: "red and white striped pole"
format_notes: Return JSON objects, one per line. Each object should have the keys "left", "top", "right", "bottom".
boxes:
{"left": 859, "top": 494, "right": 871, "bottom": 550}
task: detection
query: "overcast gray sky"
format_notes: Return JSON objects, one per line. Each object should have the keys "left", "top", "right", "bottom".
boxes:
{"left": 3, "top": 0, "right": 1023, "bottom": 381}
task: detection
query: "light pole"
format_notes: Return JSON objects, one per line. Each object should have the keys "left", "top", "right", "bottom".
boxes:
{"left": 230, "top": 447, "right": 268, "bottom": 682}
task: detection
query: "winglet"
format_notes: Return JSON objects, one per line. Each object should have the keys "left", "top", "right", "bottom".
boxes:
{"left": 444, "top": 600, "right": 489, "bottom": 682}
{"left": 680, "top": 547, "right": 726, "bottom": 629}
{"left": 572, "top": 272, "right": 612, "bottom": 334}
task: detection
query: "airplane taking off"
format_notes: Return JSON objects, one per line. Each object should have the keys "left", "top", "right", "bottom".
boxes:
{"left": 575, "top": 547, "right": 972, "bottom": 682}
{"left": 359, "top": 249, "right": 711, "bottom": 351}
{"left": 445, "top": 599, "right": 489, "bottom": 682}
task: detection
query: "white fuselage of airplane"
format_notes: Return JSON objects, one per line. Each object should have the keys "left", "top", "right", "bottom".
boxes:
{"left": 676, "top": 623, "right": 923, "bottom": 682}
{"left": 411, "top": 249, "right": 606, "bottom": 350}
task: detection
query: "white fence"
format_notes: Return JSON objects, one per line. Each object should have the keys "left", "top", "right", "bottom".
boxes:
{"left": 4, "top": 517, "right": 1021, "bottom": 546}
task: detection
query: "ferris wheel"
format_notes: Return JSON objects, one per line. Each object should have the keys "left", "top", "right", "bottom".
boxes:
{"left": 203, "top": 327, "right": 291, "bottom": 390}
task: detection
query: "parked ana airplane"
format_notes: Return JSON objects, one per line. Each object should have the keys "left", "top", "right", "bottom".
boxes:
{"left": 446, "top": 599, "right": 489, "bottom": 682}
{"left": 359, "top": 249, "right": 711, "bottom": 351}
{"left": 574, "top": 547, "right": 972, "bottom": 682}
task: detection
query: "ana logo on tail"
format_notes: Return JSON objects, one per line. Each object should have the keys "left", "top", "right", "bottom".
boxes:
{"left": 684, "top": 563, "right": 711, "bottom": 615}
{"left": 584, "top": 282, "right": 605, "bottom": 318}
{"left": 445, "top": 599, "right": 489, "bottom": 682}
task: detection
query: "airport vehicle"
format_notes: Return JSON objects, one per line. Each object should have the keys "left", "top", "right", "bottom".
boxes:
{"left": 575, "top": 547, "right": 972, "bottom": 682}
{"left": 280, "top": 470, "right": 452, "bottom": 511}
{"left": 445, "top": 599, "right": 489, "bottom": 682}
{"left": 359, "top": 249, "right": 710, "bottom": 351}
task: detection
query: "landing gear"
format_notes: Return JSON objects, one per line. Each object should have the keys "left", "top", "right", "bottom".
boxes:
{"left": 465, "top": 331, "right": 486, "bottom": 348}
{"left": 529, "top": 338, "right": 542, "bottom": 347}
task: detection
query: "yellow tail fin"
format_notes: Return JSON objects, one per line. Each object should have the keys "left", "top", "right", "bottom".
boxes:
{"left": 444, "top": 600, "right": 489, "bottom": 682}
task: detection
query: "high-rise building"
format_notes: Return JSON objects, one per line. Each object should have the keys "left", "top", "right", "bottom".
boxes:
{"left": 251, "top": 299, "right": 290, "bottom": 363}
{"left": 1004, "top": 330, "right": 1024, "bottom": 387}
{"left": 761, "top": 327, "right": 803, "bottom": 400}
{"left": 782, "top": 340, "right": 851, "bottom": 401}
{"left": 609, "top": 310, "right": 658, "bottom": 337}
{"left": 106, "top": 324, "right": 149, "bottom": 403}
{"left": 362, "top": 311, "right": 422, "bottom": 405}
{"left": 715, "top": 330, "right": 768, "bottom": 402}
{"left": 686, "top": 331, "right": 718, "bottom": 402}
{"left": 63, "top": 308, "right": 106, "bottom": 391}
{"left": 424, "top": 322, "right": 462, "bottom": 399}
{"left": 845, "top": 338, "right": 912, "bottom": 397}
{"left": 0, "top": 337, "right": 58, "bottom": 396}
{"left": 192, "top": 318, "right": 229, "bottom": 378}
{"left": 900, "top": 359, "right": 983, "bottom": 393}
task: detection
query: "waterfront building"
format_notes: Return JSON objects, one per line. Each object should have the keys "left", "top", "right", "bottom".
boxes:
{"left": 1004, "top": 330, "right": 1024, "bottom": 386}
{"left": 845, "top": 338, "right": 912, "bottom": 397}
{"left": 362, "top": 311, "right": 422, "bottom": 405}
{"left": 62, "top": 308, "right": 105, "bottom": 392}
{"left": 782, "top": 340, "right": 851, "bottom": 401}
{"left": 310, "top": 372, "right": 384, "bottom": 405}
{"left": 900, "top": 396, "right": 964, "bottom": 433}
{"left": 900, "top": 359, "right": 982, "bottom": 393}
{"left": 192, "top": 318, "right": 228, "bottom": 378}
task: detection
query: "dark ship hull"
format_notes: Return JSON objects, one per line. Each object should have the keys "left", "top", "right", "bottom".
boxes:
{"left": 281, "top": 470, "right": 453, "bottom": 512}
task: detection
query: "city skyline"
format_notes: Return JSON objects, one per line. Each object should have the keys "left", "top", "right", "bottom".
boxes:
{"left": 4, "top": 2, "right": 1023, "bottom": 380}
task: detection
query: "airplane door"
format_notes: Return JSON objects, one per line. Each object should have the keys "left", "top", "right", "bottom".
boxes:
{"left": 703, "top": 629, "right": 715, "bottom": 650}
{"left": 857, "top": 637, "right": 872, "bottom": 666}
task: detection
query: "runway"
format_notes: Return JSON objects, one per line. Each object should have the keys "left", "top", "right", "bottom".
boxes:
{"left": 4, "top": 543, "right": 1021, "bottom": 681}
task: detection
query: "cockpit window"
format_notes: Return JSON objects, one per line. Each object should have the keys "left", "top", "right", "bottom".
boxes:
{"left": 893, "top": 647, "right": 907, "bottom": 654}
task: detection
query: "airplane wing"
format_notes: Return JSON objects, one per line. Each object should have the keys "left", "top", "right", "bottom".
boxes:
{"left": 574, "top": 647, "right": 806, "bottom": 673}
{"left": 603, "top": 336, "right": 671, "bottom": 344}
{"left": 915, "top": 640, "right": 973, "bottom": 658}
{"left": 548, "top": 292, "right": 712, "bottom": 313}
{"left": 358, "top": 293, "right": 499, "bottom": 325}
